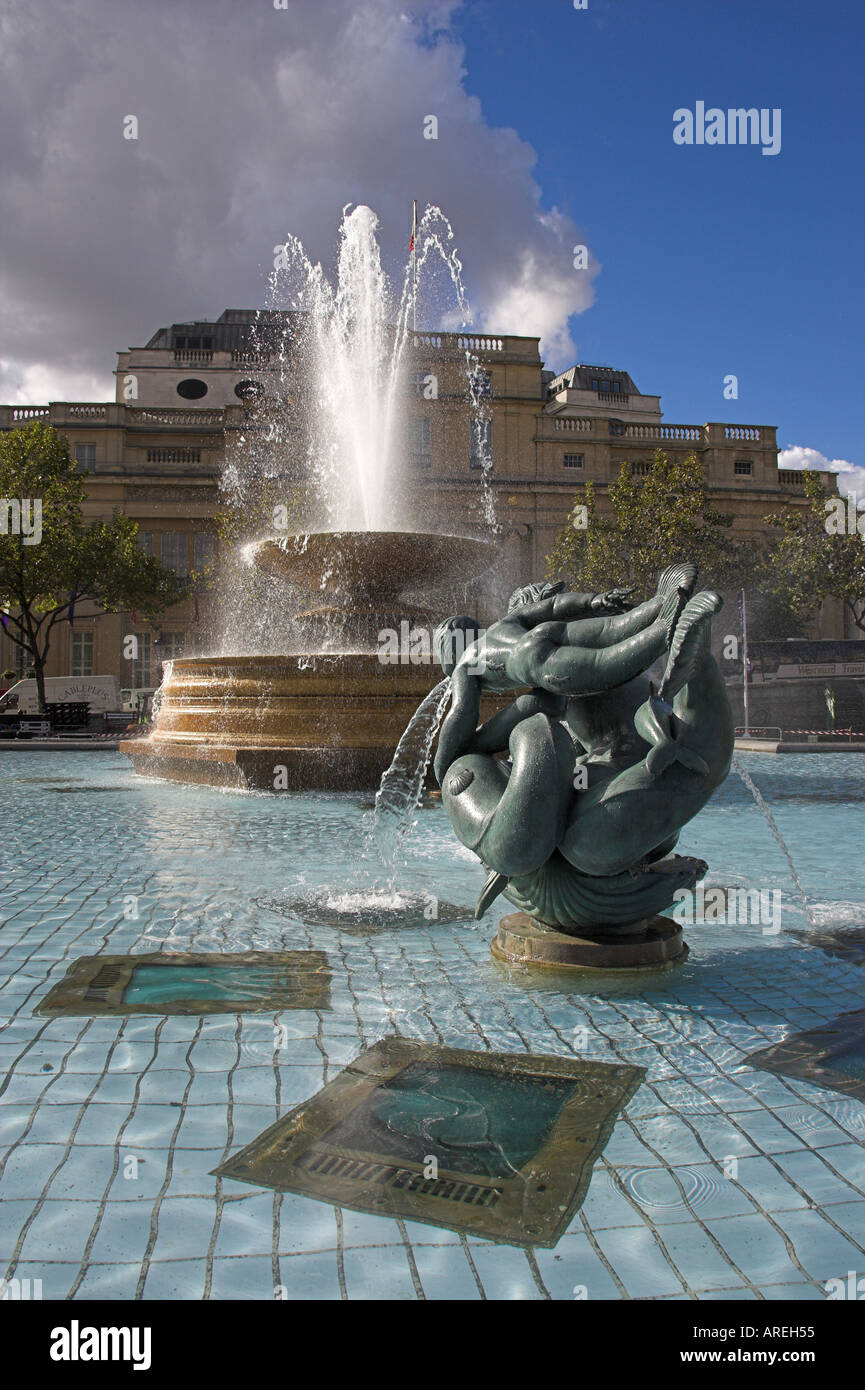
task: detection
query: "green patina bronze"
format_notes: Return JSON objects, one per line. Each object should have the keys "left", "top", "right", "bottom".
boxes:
{"left": 36, "top": 950, "right": 331, "bottom": 1016}
{"left": 215, "top": 1037, "right": 644, "bottom": 1247}
{"left": 433, "top": 563, "right": 735, "bottom": 936}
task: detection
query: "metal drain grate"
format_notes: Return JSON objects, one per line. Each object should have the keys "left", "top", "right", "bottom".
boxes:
{"left": 215, "top": 1037, "right": 644, "bottom": 1247}
{"left": 296, "top": 1149, "right": 503, "bottom": 1207}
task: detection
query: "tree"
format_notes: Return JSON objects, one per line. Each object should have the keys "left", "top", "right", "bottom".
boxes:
{"left": 0, "top": 422, "right": 188, "bottom": 711}
{"left": 763, "top": 470, "right": 865, "bottom": 634}
{"left": 546, "top": 450, "right": 743, "bottom": 598}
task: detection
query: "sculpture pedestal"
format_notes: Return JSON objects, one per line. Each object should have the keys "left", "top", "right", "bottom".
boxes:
{"left": 491, "top": 912, "right": 687, "bottom": 972}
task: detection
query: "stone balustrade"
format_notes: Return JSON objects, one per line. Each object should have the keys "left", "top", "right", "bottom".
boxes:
{"left": 0, "top": 402, "right": 239, "bottom": 432}
{"left": 127, "top": 408, "right": 225, "bottom": 427}
{"left": 412, "top": 332, "right": 526, "bottom": 356}
{"left": 545, "top": 419, "right": 775, "bottom": 447}
{"left": 553, "top": 417, "right": 594, "bottom": 432}
{"left": 723, "top": 424, "right": 763, "bottom": 441}
{"left": 173, "top": 349, "right": 213, "bottom": 364}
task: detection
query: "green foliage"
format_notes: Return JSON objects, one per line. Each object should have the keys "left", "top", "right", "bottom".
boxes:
{"left": 0, "top": 422, "right": 188, "bottom": 708}
{"left": 763, "top": 471, "right": 865, "bottom": 633}
{"left": 546, "top": 451, "right": 742, "bottom": 599}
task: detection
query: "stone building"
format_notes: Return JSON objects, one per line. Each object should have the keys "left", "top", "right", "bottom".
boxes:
{"left": 0, "top": 309, "right": 845, "bottom": 690}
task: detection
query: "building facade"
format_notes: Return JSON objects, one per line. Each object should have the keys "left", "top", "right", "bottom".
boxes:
{"left": 0, "top": 309, "right": 845, "bottom": 690}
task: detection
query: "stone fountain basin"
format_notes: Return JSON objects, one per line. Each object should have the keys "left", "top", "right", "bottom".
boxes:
{"left": 121, "top": 653, "right": 445, "bottom": 791}
{"left": 248, "top": 531, "right": 495, "bottom": 602}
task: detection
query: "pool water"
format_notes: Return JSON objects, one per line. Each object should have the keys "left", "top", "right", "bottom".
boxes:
{"left": 123, "top": 964, "right": 300, "bottom": 1006}
{"left": 0, "top": 751, "right": 863, "bottom": 1301}
{"left": 831, "top": 1041, "right": 865, "bottom": 1082}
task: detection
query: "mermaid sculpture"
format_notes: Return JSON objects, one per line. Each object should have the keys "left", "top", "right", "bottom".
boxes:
{"left": 433, "top": 563, "right": 734, "bottom": 951}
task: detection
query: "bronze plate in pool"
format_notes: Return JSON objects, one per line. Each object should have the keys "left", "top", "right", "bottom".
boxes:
{"left": 747, "top": 1008, "right": 865, "bottom": 1102}
{"left": 35, "top": 950, "right": 331, "bottom": 1016}
{"left": 214, "top": 1037, "right": 644, "bottom": 1247}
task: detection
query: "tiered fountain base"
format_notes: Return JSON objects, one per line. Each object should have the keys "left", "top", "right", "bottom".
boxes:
{"left": 120, "top": 653, "right": 442, "bottom": 791}
{"left": 122, "top": 530, "right": 496, "bottom": 793}
{"left": 491, "top": 912, "right": 687, "bottom": 972}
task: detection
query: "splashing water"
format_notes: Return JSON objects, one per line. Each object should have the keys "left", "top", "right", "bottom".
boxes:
{"left": 272, "top": 677, "right": 453, "bottom": 928}
{"left": 149, "top": 660, "right": 173, "bottom": 725}
{"left": 215, "top": 203, "right": 497, "bottom": 656}
{"left": 371, "top": 675, "right": 453, "bottom": 877}
{"left": 267, "top": 204, "right": 475, "bottom": 534}
{"left": 732, "top": 756, "right": 815, "bottom": 928}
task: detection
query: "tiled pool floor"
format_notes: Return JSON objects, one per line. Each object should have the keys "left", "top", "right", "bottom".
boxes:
{"left": 1, "top": 752, "right": 863, "bottom": 1300}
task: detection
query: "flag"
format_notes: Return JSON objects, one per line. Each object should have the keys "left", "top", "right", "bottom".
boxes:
{"left": 409, "top": 200, "right": 417, "bottom": 253}
{"left": 1, "top": 611, "right": 7, "bottom": 631}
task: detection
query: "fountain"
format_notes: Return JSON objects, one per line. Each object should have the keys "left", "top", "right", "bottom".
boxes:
{"left": 122, "top": 206, "right": 498, "bottom": 791}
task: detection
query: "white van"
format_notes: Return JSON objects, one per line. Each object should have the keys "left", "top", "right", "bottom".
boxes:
{"left": 120, "top": 687, "right": 156, "bottom": 715}
{"left": 0, "top": 675, "right": 122, "bottom": 714}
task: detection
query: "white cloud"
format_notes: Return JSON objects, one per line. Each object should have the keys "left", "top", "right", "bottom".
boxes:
{"left": 0, "top": 360, "right": 113, "bottom": 406}
{"left": 778, "top": 445, "right": 865, "bottom": 503}
{"left": 0, "top": 0, "right": 596, "bottom": 403}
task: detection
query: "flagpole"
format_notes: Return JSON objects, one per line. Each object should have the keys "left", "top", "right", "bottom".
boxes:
{"left": 411, "top": 199, "right": 418, "bottom": 336}
{"left": 740, "top": 588, "right": 750, "bottom": 736}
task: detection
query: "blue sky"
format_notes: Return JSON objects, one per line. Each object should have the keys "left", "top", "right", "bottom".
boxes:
{"left": 455, "top": 0, "right": 864, "bottom": 470}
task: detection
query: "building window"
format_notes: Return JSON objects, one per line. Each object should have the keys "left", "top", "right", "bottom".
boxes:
{"left": 612, "top": 381, "right": 621, "bottom": 393}
{"left": 137, "top": 531, "right": 154, "bottom": 556}
{"left": 609, "top": 421, "right": 626, "bottom": 436}
{"left": 132, "top": 633, "right": 152, "bottom": 689}
{"left": 70, "top": 631, "right": 94, "bottom": 676}
{"left": 563, "top": 453, "right": 584, "bottom": 469}
{"left": 234, "top": 379, "right": 265, "bottom": 402}
{"left": 470, "top": 419, "right": 492, "bottom": 470}
{"left": 75, "top": 443, "right": 96, "bottom": 470}
{"left": 160, "top": 532, "right": 188, "bottom": 577}
{"left": 408, "top": 418, "right": 431, "bottom": 468}
{"left": 146, "top": 448, "right": 202, "bottom": 464}
{"left": 735, "top": 459, "right": 753, "bottom": 475}
{"left": 409, "top": 370, "right": 429, "bottom": 396}
{"left": 591, "top": 379, "right": 600, "bottom": 391}
{"left": 469, "top": 369, "right": 492, "bottom": 399}
{"left": 176, "top": 378, "right": 208, "bottom": 400}
{"left": 154, "top": 631, "right": 186, "bottom": 671}
{"left": 193, "top": 533, "right": 215, "bottom": 571}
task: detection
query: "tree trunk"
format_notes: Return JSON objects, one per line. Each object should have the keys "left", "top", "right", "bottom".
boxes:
{"left": 846, "top": 600, "right": 865, "bottom": 634}
{"left": 34, "top": 655, "right": 48, "bottom": 715}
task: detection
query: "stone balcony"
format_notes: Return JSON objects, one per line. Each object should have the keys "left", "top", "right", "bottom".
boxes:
{"left": 544, "top": 418, "right": 775, "bottom": 445}
{"left": 410, "top": 331, "right": 540, "bottom": 362}
{"left": 0, "top": 401, "right": 247, "bottom": 432}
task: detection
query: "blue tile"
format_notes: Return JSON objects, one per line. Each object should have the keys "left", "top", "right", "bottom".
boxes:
{"left": 770, "top": 1207, "right": 865, "bottom": 1284}
{"left": 342, "top": 1244, "right": 418, "bottom": 1300}
{"left": 465, "top": 1243, "right": 546, "bottom": 1300}
{"left": 593, "top": 1225, "right": 685, "bottom": 1298}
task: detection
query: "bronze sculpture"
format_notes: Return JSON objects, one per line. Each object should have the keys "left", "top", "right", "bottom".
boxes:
{"left": 433, "top": 564, "right": 735, "bottom": 968}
